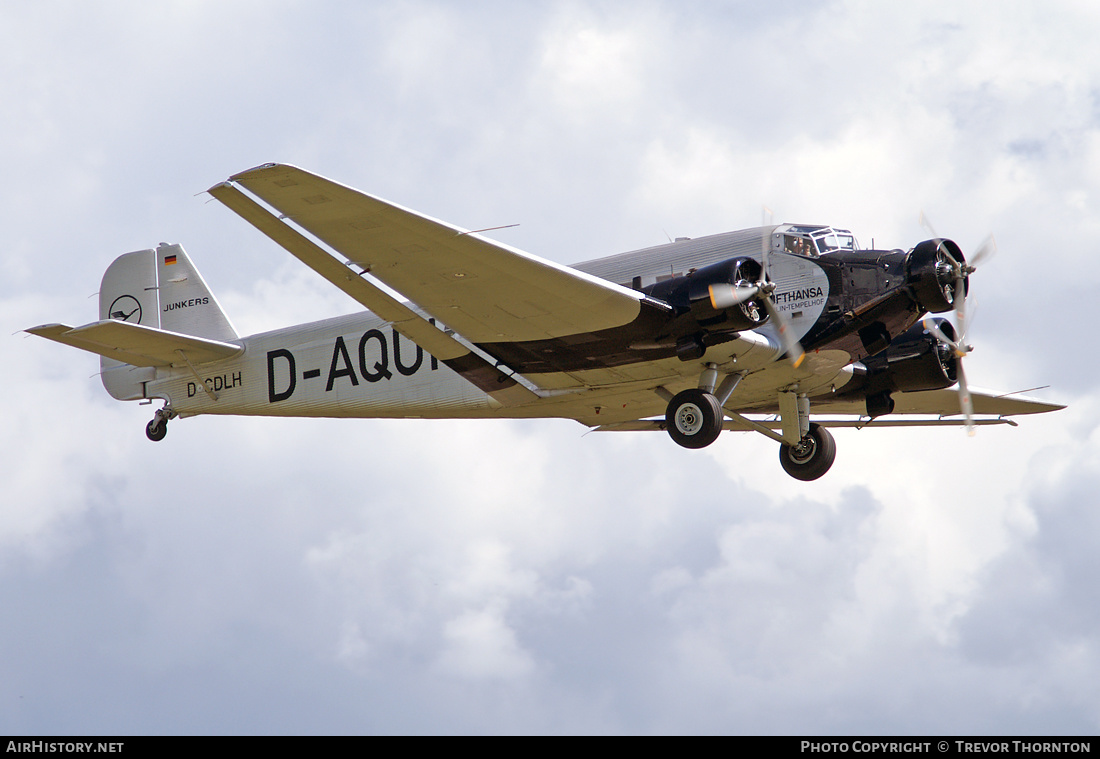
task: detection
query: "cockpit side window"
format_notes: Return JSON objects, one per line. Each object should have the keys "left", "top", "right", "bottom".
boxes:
{"left": 784, "top": 235, "right": 815, "bottom": 257}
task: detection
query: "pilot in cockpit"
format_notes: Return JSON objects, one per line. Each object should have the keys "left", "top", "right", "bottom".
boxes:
{"left": 785, "top": 236, "right": 813, "bottom": 257}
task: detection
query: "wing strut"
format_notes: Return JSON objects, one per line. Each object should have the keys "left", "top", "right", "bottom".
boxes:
{"left": 207, "top": 182, "right": 538, "bottom": 408}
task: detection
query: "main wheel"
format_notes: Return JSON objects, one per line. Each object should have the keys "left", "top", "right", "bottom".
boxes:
{"left": 778, "top": 422, "right": 836, "bottom": 481}
{"left": 665, "top": 389, "right": 723, "bottom": 449}
{"left": 145, "top": 419, "right": 167, "bottom": 442}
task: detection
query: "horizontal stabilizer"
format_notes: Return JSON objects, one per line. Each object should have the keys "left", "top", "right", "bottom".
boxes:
{"left": 27, "top": 320, "right": 243, "bottom": 367}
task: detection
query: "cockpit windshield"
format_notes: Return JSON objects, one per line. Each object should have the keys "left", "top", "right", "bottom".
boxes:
{"left": 781, "top": 225, "right": 859, "bottom": 257}
{"left": 812, "top": 230, "right": 856, "bottom": 254}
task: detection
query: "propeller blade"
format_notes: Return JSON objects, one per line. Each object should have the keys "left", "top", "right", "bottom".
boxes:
{"left": 755, "top": 210, "right": 803, "bottom": 367}
{"left": 761, "top": 211, "right": 773, "bottom": 279}
{"left": 709, "top": 283, "right": 760, "bottom": 310}
{"left": 919, "top": 210, "right": 961, "bottom": 278}
{"left": 956, "top": 355, "right": 975, "bottom": 436}
{"left": 919, "top": 211, "right": 941, "bottom": 247}
{"left": 969, "top": 233, "right": 997, "bottom": 269}
{"left": 954, "top": 272, "right": 968, "bottom": 341}
{"left": 922, "top": 318, "right": 959, "bottom": 352}
{"left": 762, "top": 296, "right": 806, "bottom": 368}
{"left": 919, "top": 211, "right": 967, "bottom": 275}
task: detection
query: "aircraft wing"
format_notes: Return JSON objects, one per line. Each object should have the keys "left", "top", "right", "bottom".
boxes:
{"left": 808, "top": 386, "right": 1065, "bottom": 417}
{"left": 27, "top": 320, "right": 243, "bottom": 367}
{"left": 592, "top": 386, "right": 1063, "bottom": 434}
{"left": 223, "top": 163, "right": 645, "bottom": 345}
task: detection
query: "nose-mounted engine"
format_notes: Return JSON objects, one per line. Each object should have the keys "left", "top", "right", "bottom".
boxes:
{"left": 906, "top": 238, "right": 968, "bottom": 314}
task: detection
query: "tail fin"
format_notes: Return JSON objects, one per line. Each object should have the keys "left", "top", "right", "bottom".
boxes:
{"left": 99, "top": 243, "right": 237, "bottom": 340}
{"left": 97, "top": 244, "right": 238, "bottom": 399}
{"left": 145, "top": 243, "right": 238, "bottom": 341}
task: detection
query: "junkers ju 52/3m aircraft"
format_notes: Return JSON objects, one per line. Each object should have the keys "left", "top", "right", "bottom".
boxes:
{"left": 29, "top": 164, "right": 1063, "bottom": 480}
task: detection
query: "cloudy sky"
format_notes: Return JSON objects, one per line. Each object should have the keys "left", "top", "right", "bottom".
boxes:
{"left": 3, "top": 0, "right": 1099, "bottom": 735}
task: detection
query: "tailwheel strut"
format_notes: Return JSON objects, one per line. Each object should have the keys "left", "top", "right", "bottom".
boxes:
{"left": 145, "top": 405, "right": 176, "bottom": 442}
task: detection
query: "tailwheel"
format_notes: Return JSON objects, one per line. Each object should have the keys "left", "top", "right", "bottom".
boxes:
{"left": 778, "top": 422, "right": 836, "bottom": 481}
{"left": 145, "top": 406, "right": 174, "bottom": 442}
{"left": 665, "top": 389, "right": 723, "bottom": 449}
{"left": 145, "top": 419, "right": 167, "bottom": 442}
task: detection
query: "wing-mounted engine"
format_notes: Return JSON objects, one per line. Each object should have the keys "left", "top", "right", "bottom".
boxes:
{"left": 840, "top": 318, "right": 959, "bottom": 417}
{"left": 906, "top": 238, "right": 968, "bottom": 314}
{"left": 641, "top": 257, "right": 769, "bottom": 357}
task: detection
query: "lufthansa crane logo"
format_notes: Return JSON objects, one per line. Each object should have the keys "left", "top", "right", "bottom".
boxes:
{"left": 108, "top": 295, "right": 142, "bottom": 324}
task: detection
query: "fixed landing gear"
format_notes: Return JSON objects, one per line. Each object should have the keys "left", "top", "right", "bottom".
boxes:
{"left": 145, "top": 419, "right": 167, "bottom": 442}
{"left": 145, "top": 406, "right": 175, "bottom": 442}
{"left": 664, "top": 363, "right": 739, "bottom": 450}
{"left": 778, "top": 422, "right": 836, "bottom": 481}
{"left": 665, "top": 389, "right": 723, "bottom": 449}
{"left": 660, "top": 365, "right": 838, "bottom": 479}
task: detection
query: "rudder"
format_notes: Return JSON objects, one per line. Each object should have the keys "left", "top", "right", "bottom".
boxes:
{"left": 152, "top": 243, "right": 238, "bottom": 342}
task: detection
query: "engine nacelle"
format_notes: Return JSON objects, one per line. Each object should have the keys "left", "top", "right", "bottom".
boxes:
{"left": 863, "top": 318, "right": 958, "bottom": 393}
{"left": 644, "top": 256, "right": 768, "bottom": 332}
{"left": 906, "top": 238, "right": 967, "bottom": 314}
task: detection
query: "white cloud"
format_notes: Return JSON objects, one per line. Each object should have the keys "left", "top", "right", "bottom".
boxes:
{"left": 436, "top": 603, "right": 537, "bottom": 681}
{"left": 537, "top": 9, "right": 654, "bottom": 127}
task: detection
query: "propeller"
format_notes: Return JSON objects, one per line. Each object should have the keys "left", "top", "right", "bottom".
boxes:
{"left": 708, "top": 212, "right": 805, "bottom": 368}
{"left": 918, "top": 213, "right": 997, "bottom": 435}
{"left": 922, "top": 316, "right": 975, "bottom": 434}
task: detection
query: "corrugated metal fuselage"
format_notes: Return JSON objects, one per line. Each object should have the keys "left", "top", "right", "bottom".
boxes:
{"left": 147, "top": 227, "right": 924, "bottom": 425}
